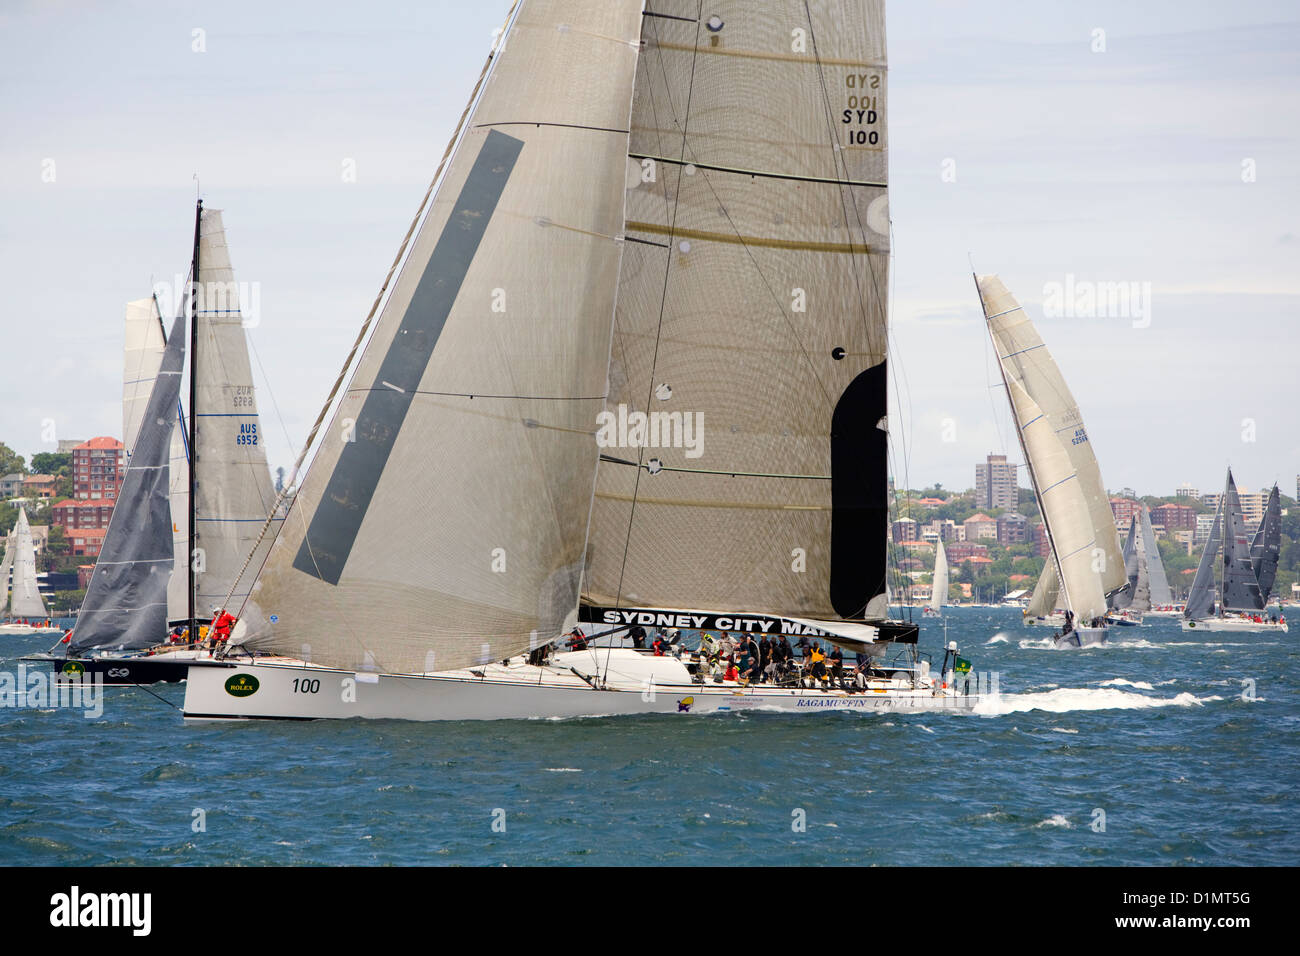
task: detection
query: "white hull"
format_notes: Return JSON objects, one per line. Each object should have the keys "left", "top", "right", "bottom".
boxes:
{"left": 183, "top": 649, "right": 978, "bottom": 721}
{"left": 0, "top": 623, "right": 64, "bottom": 637}
{"left": 1054, "top": 626, "right": 1108, "bottom": 649}
{"left": 1180, "top": 617, "right": 1288, "bottom": 633}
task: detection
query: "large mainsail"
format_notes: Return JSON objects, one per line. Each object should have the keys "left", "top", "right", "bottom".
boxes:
{"left": 122, "top": 296, "right": 191, "bottom": 623}
{"left": 582, "top": 0, "right": 893, "bottom": 622}
{"left": 1140, "top": 505, "right": 1173, "bottom": 606}
{"left": 8, "top": 507, "right": 48, "bottom": 619}
{"left": 1005, "top": 377, "right": 1107, "bottom": 620}
{"left": 930, "top": 540, "right": 948, "bottom": 612}
{"left": 977, "top": 275, "right": 1125, "bottom": 596}
{"left": 1183, "top": 500, "right": 1222, "bottom": 621}
{"left": 1221, "top": 471, "right": 1263, "bottom": 612}
{"left": 240, "top": 0, "right": 645, "bottom": 674}
{"left": 1250, "top": 485, "right": 1281, "bottom": 604}
{"left": 70, "top": 316, "right": 186, "bottom": 652}
{"left": 191, "top": 209, "right": 282, "bottom": 617}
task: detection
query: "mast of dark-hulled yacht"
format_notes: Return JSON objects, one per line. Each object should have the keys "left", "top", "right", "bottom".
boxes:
{"left": 186, "top": 199, "right": 202, "bottom": 643}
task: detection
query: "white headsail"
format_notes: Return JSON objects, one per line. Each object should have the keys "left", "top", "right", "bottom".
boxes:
{"left": 239, "top": 0, "right": 646, "bottom": 674}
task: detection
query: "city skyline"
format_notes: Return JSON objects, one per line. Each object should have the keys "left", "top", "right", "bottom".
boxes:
{"left": 2, "top": 0, "right": 1297, "bottom": 494}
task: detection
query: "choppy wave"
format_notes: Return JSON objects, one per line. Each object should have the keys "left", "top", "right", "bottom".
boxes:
{"left": 974, "top": 687, "right": 1216, "bottom": 716}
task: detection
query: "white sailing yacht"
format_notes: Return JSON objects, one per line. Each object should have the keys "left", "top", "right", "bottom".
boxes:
{"left": 923, "top": 540, "right": 948, "bottom": 617}
{"left": 976, "top": 275, "right": 1125, "bottom": 649}
{"left": 183, "top": 0, "right": 978, "bottom": 721}
{"left": 1182, "top": 472, "right": 1287, "bottom": 633}
{"left": 1139, "top": 504, "right": 1180, "bottom": 616}
{"left": 0, "top": 506, "right": 61, "bottom": 636}
{"left": 1105, "top": 515, "right": 1148, "bottom": 626}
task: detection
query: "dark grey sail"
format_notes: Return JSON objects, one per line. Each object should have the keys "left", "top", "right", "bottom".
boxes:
{"left": 1249, "top": 485, "right": 1281, "bottom": 604}
{"left": 1221, "top": 470, "right": 1264, "bottom": 612}
{"left": 69, "top": 314, "right": 186, "bottom": 653}
{"left": 1109, "top": 517, "right": 1139, "bottom": 610}
{"left": 1183, "top": 502, "right": 1221, "bottom": 621}
{"left": 1141, "top": 505, "right": 1174, "bottom": 606}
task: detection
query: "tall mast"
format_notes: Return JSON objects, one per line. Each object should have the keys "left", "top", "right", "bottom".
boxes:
{"left": 187, "top": 199, "right": 202, "bottom": 641}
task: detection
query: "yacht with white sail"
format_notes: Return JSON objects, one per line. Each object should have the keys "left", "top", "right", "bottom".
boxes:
{"left": 0, "top": 507, "right": 62, "bottom": 636}
{"left": 923, "top": 540, "right": 948, "bottom": 617}
{"left": 183, "top": 0, "right": 978, "bottom": 721}
{"left": 975, "top": 274, "right": 1126, "bottom": 649}
{"left": 1182, "top": 474, "right": 1287, "bottom": 633}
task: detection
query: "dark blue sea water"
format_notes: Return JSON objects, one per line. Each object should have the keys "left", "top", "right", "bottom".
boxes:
{"left": 2, "top": 607, "right": 1296, "bottom": 866}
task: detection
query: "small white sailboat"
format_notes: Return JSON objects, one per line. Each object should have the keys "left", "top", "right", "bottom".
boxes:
{"left": 184, "top": 0, "right": 978, "bottom": 721}
{"left": 0, "top": 507, "right": 62, "bottom": 636}
{"left": 922, "top": 540, "right": 948, "bottom": 617}
{"left": 975, "top": 275, "right": 1125, "bottom": 649}
{"left": 1182, "top": 473, "right": 1287, "bottom": 633}
{"left": 1139, "top": 504, "right": 1182, "bottom": 617}
{"left": 1105, "top": 516, "right": 1148, "bottom": 626}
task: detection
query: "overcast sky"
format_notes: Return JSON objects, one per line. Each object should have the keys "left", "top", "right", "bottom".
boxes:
{"left": 2, "top": 0, "right": 1296, "bottom": 498}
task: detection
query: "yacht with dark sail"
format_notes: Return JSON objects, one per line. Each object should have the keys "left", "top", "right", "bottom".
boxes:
{"left": 31, "top": 205, "right": 282, "bottom": 682}
{"left": 1182, "top": 471, "right": 1287, "bottom": 633}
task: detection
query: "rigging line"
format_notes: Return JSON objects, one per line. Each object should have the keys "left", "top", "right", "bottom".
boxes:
{"left": 610, "top": 0, "right": 704, "bottom": 613}
{"left": 217, "top": 0, "right": 522, "bottom": 626}
{"left": 131, "top": 682, "right": 181, "bottom": 711}
{"left": 628, "top": 152, "right": 886, "bottom": 189}
{"left": 472, "top": 121, "right": 629, "bottom": 135}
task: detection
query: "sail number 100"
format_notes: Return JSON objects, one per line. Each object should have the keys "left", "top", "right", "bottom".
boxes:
{"left": 291, "top": 678, "right": 320, "bottom": 694}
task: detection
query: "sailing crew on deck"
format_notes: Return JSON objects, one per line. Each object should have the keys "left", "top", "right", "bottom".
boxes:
{"left": 627, "top": 624, "right": 647, "bottom": 649}
{"left": 828, "top": 645, "right": 844, "bottom": 687}
{"left": 209, "top": 607, "right": 236, "bottom": 649}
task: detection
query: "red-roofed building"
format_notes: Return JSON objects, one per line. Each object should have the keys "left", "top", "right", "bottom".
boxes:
{"left": 22, "top": 474, "right": 57, "bottom": 497}
{"left": 72, "top": 437, "right": 125, "bottom": 502}
{"left": 68, "top": 528, "right": 108, "bottom": 557}
{"left": 77, "top": 564, "right": 96, "bottom": 589}
{"left": 1110, "top": 497, "right": 1140, "bottom": 524}
{"left": 963, "top": 513, "right": 998, "bottom": 541}
{"left": 947, "top": 542, "right": 989, "bottom": 562}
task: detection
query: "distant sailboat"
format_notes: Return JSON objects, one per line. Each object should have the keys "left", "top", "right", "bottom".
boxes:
{"left": 976, "top": 274, "right": 1124, "bottom": 649}
{"left": 923, "top": 540, "right": 948, "bottom": 617}
{"left": 1106, "top": 516, "right": 1148, "bottom": 626}
{"left": 1183, "top": 471, "right": 1287, "bottom": 633}
{"left": 0, "top": 506, "right": 60, "bottom": 636}
{"left": 184, "top": 0, "right": 978, "bottom": 721}
{"left": 1140, "top": 504, "right": 1180, "bottom": 616}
